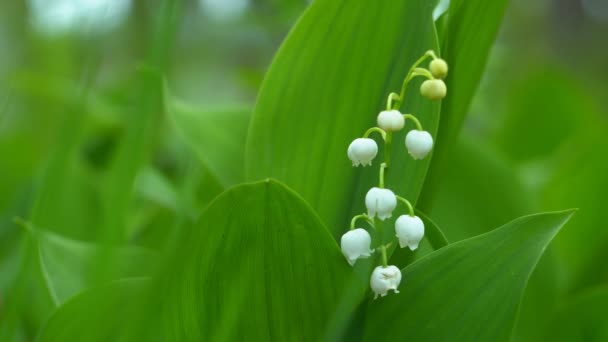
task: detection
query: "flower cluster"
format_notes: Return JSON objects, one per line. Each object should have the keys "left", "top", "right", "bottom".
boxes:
{"left": 340, "top": 50, "right": 448, "bottom": 299}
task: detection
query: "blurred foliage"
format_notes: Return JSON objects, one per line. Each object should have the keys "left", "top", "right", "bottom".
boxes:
{"left": 0, "top": 0, "right": 607, "bottom": 340}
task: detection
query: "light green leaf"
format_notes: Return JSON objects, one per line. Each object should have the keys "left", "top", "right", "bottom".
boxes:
{"left": 164, "top": 83, "right": 250, "bottom": 188}
{"left": 364, "top": 210, "right": 574, "bottom": 341}
{"left": 160, "top": 180, "right": 357, "bottom": 341}
{"left": 37, "top": 278, "right": 150, "bottom": 342}
{"left": 32, "top": 228, "right": 158, "bottom": 305}
{"left": 246, "top": 0, "right": 441, "bottom": 237}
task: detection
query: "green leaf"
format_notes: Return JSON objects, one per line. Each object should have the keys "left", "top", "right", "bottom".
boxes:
{"left": 32, "top": 228, "right": 158, "bottom": 305}
{"left": 363, "top": 210, "right": 574, "bottom": 341}
{"left": 416, "top": 209, "right": 448, "bottom": 250}
{"left": 246, "top": 0, "right": 441, "bottom": 237}
{"left": 435, "top": 0, "right": 509, "bottom": 149}
{"left": 544, "top": 286, "right": 608, "bottom": 342}
{"left": 160, "top": 180, "right": 357, "bottom": 341}
{"left": 164, "top": 83, "right": 250, "bottom": 187}
{"left": 37, "top": 278, "right": 150, "bottom": 342}
{"left": 420, "top": 0, "right": 510, "bottom": 210}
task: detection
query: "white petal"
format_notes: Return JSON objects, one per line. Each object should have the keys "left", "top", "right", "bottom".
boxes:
{"left": 377, "top": 110, "right": 404, "bottom": 132}
{"left": 405, "top": 130, "right": 434, "bottom": 160}
{"left": 395, "top": 215, "right": 425, "bottom": 251}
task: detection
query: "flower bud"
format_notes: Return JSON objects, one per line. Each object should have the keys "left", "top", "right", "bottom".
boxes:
{"left": 420, "top": 79, "right": 447, "bottom": 100}
{"left": 347, "top": 138, "right": 378, "bottom": 167}
{"left": 429, "top": 58, "right": 448, "bottom": 79}
{"left": 340, "top": 228, "right": 374, "bottom": 266}
{"left": 370, "top": 265, "right": 402, "bottom": 299}
{"left": 377, "top": 110, "right": 405, "bottom": 132}
{"left": 395, "top": 215, "right": 425, "bottom": 250}
{"left": 405, "top": 130, "right": 433, "bottom": 160}
{"left": 365, "top": 187, "right": 397, "bottom": 221}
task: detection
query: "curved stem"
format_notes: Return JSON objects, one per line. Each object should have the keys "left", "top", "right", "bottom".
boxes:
{"left": 379, "top": 162, "right": 387, "bottom": 188}
{"left": 412, "top": 67, "right": 434, "bottom": 80}
{"left": 350, "top": 214, "right": 375, "bottom": 230}
{"left": 363, "top": 127, "right": 387, "bottom": 141}
{"left": 396, "top": 196, "right": 415, "bottom": 217}
{"left": 397, "top": 51, "right": 435, "bottom": 108}
{"left": 386, "top": 92, "right": 401, "bottom": 110}
{"left": 384, "top": 132, "right": 392, "bottom": 167}
{"left": 403, "top": 114, "right": 423, "bottom": 131}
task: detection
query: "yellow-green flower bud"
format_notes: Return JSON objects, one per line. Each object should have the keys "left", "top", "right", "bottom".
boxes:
{"left": 429, "top": 58, "right": 448, "bottom": 79}
{"left": 420, "top": 79, "right": 447, "bottom": 100}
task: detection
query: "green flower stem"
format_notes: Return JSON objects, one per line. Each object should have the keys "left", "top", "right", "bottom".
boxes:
{"left": 402, "top": 114, "right": 423, "bottom": 131}
{"left": 379, "top": 162, "right": 387, "bottom": 188}
{"left": 384, "top": 132, "right": 392, "bottom": 167}
{"left": 397, "top": 51, "right": 435, "bottom": 108}
{"left": 381, "top": 245, "right": 388, "bottom": 267}
{"left": 412, "top": 67, "right": 434, "bottom": 79}
{"left": 350, "top": 214, "right": 375, "bottom": 230}
{"left": 363, "top": 127, "right": 387, "bottom": 141}
{"left": 396, "top": 196, "right": 415, "bottom": 217}
{"left": 386, "top": 92, "right": 401, "bottom": 110}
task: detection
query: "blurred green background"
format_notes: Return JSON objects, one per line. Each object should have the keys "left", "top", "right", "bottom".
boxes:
{"left": 0, "top": 0, "right": 607, "bottom": 340}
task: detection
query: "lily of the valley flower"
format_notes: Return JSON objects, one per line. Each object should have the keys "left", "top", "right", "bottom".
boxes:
{"left": 420, "top": 79, "right": 447, "bottom": 100}
{"left": 365, "top": 187, "right": 397, "bottom": 220}
{"left": 377, "top": 110, "right": 405, "bottom": 132}
{"left": 340, "top": 228, "right": 374, "bottom": 266}
{"left": 395, "top": 215, "right": 425, "bottom": 250}
{"left": 370, "top": 265, "right": 402, "bottom": 299}
{"left": 405, "top": 130, "right": 434, "bottom": 160}
{"left": 347, "top": 138, "right": 378, "bottom": 167}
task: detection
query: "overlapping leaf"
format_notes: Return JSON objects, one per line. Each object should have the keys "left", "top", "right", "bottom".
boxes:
{"left": 160, "top": 180, "right": 357, "bottom": 340}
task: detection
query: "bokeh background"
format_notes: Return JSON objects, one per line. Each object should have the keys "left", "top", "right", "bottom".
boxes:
{"left": 0, "top": 0, "right": 607, "bottom": 340}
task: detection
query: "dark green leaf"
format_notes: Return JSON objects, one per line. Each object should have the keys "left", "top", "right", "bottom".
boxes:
{"left": 420, "top": 0, "right": 510, "bottom": 211}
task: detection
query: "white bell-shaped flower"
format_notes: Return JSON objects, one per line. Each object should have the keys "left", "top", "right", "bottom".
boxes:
{"left": 365, "top": 187, "right": 397, "bottom": 220}
{"left": 347, "top": 138, "right": 378, "bottom": 167}
{"left": 340, "top": 228, "right": 374, "bottom": 266}
{"left": 395, "top": 215, "right": 425, "bottom": 250}
{"left": 370, "top": 265, "right": 402, "bottom": 299}
{"left": 377, "top": 110, "right": 405, "bottom": 132}
{"left": 405, "top": 130, "right": 434, "bottom": 160}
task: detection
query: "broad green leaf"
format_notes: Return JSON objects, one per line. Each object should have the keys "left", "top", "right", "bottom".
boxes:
{"left": 434, "top": 0, "right": 510, "bottom": 150}
{"left": 364, "top": 210, "right": 574, "bottom": 341}
{"left": 246, "top": 0, "right": 441, "bottom": 237}
{"left": 161, "top": 180, "right": 356, "bottom": 341}
{"left": 164, "top": 83, "right": 250, "bottom": 187}
{"left": 544, "top": 286, "right": 608, "bottom": 342}
{"left": 420, "top": 0, "right": 510, "bottom": 209}
{"left": 37, "top": 278, "right": 151, "bottom": 342}
{"left": 31, "top": 227, "right": 158, "bottom": 305}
